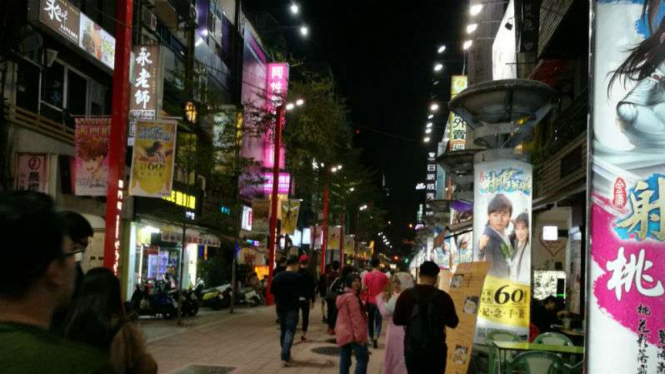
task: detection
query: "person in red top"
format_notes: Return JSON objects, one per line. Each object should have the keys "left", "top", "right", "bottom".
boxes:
{"left": 362, "top": 258, "right": 389, "bottom": 348}
{"left": 336, "top": 273, "right": 369, "bottom": 374}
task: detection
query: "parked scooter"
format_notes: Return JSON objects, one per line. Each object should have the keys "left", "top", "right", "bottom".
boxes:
{"left": 194, "top": 279, "right": 231, "bottom": 310}
{"left": 236, "top": 286, "right": 264, "bottom": 307}
{"left": 128, "top": 281, "right": 178, "bottom": 319}
{"left": 179, "top": 288, "right": 200, "bottom": 316}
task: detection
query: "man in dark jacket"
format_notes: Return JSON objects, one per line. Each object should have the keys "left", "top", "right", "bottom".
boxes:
{"left": 394, "top": 261, "right": 459, "bottom": 374}
{"left": 270, "top": 256, "right": 304, "bottom": 366}
{"left": 297, "top": 255, "right": 316, "bottom": 342}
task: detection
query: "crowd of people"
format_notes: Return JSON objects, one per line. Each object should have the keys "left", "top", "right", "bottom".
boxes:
{"left": 0, "top": 191, "right": 157, "bottom": 374}
{"left": 270, "top": 256, "right": 459, "bottom": 374}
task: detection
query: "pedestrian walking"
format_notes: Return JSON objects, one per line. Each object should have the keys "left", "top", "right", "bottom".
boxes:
{"left": 393, "top": 261, "right": 459, "bottom": 374}
{"left": 317, "top": 265, "right": 332, "bottom": 323}
{"left": 335, "top": 273, "right": 369, "bottom": 374}
{"left": 297, "top": 254, "right": 316, "bottom": 342}
{"left": 64, "top": 267, "right": 158, "bottom": 374}
{"left": 270, "top": 256, "right": 304, "bottom": 366}
{"left": 362, "top": 258, "right": 389, "bottom": 348}
{"left": 51, "top": 211, "right": 94, "bottom": 335}
{"left": 325, "top": 260, "right": 341, "bottom": 334}
{"left": 273, "top": 256, "right": 289, "bottom": 323}
{"left": 376, "top": 272, "right": 415, "bottom": 374}
{"left": 0, "top": 191, "right": 115, "bottom": 374}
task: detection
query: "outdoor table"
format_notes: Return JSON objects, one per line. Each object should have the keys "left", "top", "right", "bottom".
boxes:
{"left": 493, "top": 341, "right": 585, "bottom": 374}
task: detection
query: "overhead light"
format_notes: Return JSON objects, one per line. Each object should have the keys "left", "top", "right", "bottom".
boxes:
{"left": 426, "top": 122, "right": 433, "bottom": 128}
{"left": 470, "top": 4, "right": 483, "bottom": 16}
{"left": 195, "top": 37, "right": 204, "bottom": 47}
{"left": 296, "top": 99, "right": 305, "bottom": 106}
{"left": 300, "top": 25, "right": 309, "bottom": 36}
{"left": 466, "top": 23, "right": 478, "bottom": 34}
{"left": 463, "top": 40, "right": 473, "bottom": 50}
{"left": 428, "top": 114, "right": 434, "bottom": 119}
{"left": 424, "top": 137, "right": 431, "bottom": 143}
{"left": 290, "top": 3, "right": 299, "bottom": 14}
{"left": 425, "top": 128, "right": 432, "bottom": 134}
{"left": 437, "top": 45, "right": 446, "bottom": 53}
{"left": 430, "top": 103, "right": 439, "bottom": 111}
{"left": 286, "top": 103, "right": 295, "bottom": 111}
{"left": 434, "top": 63, "right": 443, "bottom": 72}
{"left": 201, "top": 29, "right": 209, "bottom": 37}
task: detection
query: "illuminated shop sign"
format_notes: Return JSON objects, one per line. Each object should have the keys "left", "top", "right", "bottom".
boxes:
{"left": 163, "top": 190, "right": 196, "bottom": 209}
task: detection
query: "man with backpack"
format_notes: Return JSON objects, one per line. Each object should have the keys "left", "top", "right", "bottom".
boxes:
{"left": 393, "top": 261, "right": 458, "bottom": 374}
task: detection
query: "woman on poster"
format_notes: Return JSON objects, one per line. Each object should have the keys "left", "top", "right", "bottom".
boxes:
{"left": 509, "top": 212, "right": 531, "bottom": 284}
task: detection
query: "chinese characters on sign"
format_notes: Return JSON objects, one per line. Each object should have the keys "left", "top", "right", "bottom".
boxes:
{"left": 129, "top": 46, "right": 161, "bottom": 146}
{"left": 15, "top": 153, "right": 50, "bottom": 193}
{"left": 447, "top": 75, "right": 468, "bottom": 151}
{"left": 128, "top": 120, "right": 177, "bottom": 198}
{"left": 74, "top": 117, "right": 110, "bottom": 196}
{"left": 40, "top": 0, "right": 80, "bottom": 44}
{"left": 606, "top": 248, "right": 664, "bottom": 301}
{"left": 261, "top": 172, "right": 291, "bottom": 195}
{"left": 615, "top": 176, "right": 665, "bottom": 241}
{"left": 264, "top": 63, "right": 290, "bottom": 169}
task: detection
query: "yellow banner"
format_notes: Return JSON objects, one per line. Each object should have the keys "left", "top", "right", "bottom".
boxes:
{"left": 129, "top": 120, "right": 177, "bottom": 197}
{"left": 280, "top": 199, "right": 300, "bottom": 235}
{"left": 478, "top": 275, "right": 530, "bottom": 327}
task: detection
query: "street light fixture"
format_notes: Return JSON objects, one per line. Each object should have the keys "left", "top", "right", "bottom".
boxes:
{"left": 437, "top": 45, "right": 446, "bottom": 53}
{"left": 466, "top": 23, "right": 478, "bottom": 34}
{"left": 425, "top": 128, "right": 432, "bottom": 134}
{"left": 296, "top": 98, "right": 305, "bottom": 106}
{"left": 428, "top": 114, "right": 434, "bottom": 119}
{"left": 290, "top": 3, "right": 299, "bottom": 14}
{"left": 286, "top": 103, "right": 295, "bottom": 111}
{"left": 470, "top": 4, "right": 483, "bottom": 16}
{"left": 434, "top": 63, "right": 444, "bottom": 72}
{"left": 424, "top": 137, "right": 431, "bottom": 143}
{"left": 300, "top": 25, "right": 309, "bottom": 36}
{"left": 426, "top": 122, "right": 433, "bottom": 128}
{"left": 463, "top": 40, "right": 473, "bottom": 50}
{"left": 430, "top": 103, "right": 439, "bottom": 111}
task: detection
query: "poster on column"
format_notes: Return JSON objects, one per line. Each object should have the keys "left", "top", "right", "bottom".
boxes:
{"left": 589, "top": 1, "right": 665, "bottom": 372}
{"left": 74, "top": 117, "right": 110, "bottom": 196}
{"left": 129, "top": 120, "right": 177, "bottom": 197}
{"left": 327, "top": 226, "right": 340, "bottom": 250}
{"left": 280, "top": 199, "right": 300, "bottom": 235}
{"left": 251, "top": 199, "right": 270, "bottom": 235}
{"left": 473, "top": 160, "right": 532, "bottom": 343}
{"left": 445, "top": 262, "right": 490, "bottom": 374}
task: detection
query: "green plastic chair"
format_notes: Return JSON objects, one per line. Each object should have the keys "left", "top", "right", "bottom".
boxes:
{"left": 563, "top": 361, "right": 583, "bottom": 374}
{"left": 506, "top": 351, "right": 565, "bottom": 374}
{"left": 486, "top": 330, "right": 522, "bottom": 374}
{"left": 533, "top": 332, "right": 574, "bottom": 346}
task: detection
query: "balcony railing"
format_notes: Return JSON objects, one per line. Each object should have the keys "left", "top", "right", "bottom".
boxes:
{"left": 3, "top": 104, "right": 74, "bottom": 145}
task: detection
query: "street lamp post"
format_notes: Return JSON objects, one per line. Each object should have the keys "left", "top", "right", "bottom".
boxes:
{"left": 265, "top": 104, "right": 286, "bottom": 306}
{"left": 320, "top": 170, "right": 329, "bottom": 274}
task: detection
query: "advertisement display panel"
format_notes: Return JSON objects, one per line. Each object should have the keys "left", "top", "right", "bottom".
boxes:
{"left": 75, "top": 117, "right": 110, "bottom": 196}
{"left": 15, "top": 153, "right": 49, "bottom": 193}
{"left": 252, "top": 199, "right": 270, "bottom": 235}
{"left": 589, "top": 1, "right": 665, "bottom": 372}
{"left": 280, "top": 199, "right": 300, "bottom": 235}
{"left": 129, "top": 120, "right": 177, "bottom": 198}
{"left": 473, "top": 161, "right": 532, "bottom": 342}
{"left": 447, "top": 76, "right": 468, "bottom": 151}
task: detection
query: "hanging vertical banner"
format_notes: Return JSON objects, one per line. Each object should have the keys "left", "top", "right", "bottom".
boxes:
{"left": 473, "top": 160, "right": 532, "bottom": 343}
{"left": 589, "top": 1, "right": 665, "bottom": 372}
{"left": 74, "top": 117, "right": 110, "bottom": 196}
{"left": 252, "top": 198, "right": 270, "bottom": 235}
{"left": 129, "top": 45, "right": 161, "bottom": 146}
{"left": 280, "top": 199, "right": 300, "bottom": 235}
{"left": 264, "top": 63, "right": 289, "bottom": 169}
{"left": 327, "top": 226, "right": 341, "bottom": 250}
{"left": 129, "top": 120, "right": 177, "bottom": 198}
{"left": 447, "top": 76, "right": 468, "bottom": 151}
{"left": 14, "top": 153, "right": 49, "bottom": 193}
{"left": 344, "top": 235, "right": 355, "bottom": 255}
{"left": 445, "top": 262, "right": 490, "bottom": 374}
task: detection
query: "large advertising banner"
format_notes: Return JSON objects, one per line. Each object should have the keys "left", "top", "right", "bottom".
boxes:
{"left": 589, "top": 2, "right": 665, "bottom": 372}
{"left": 251, "top": 199, "right": 270, "bottom": 235}
{"left": 473, "top": 160, "right": 532, "bottom": 342}
{"left": 129, "top": 120, "right": 177, "bottom": 198}
{"left": 447, "top": 76, "right": 468, "bottom": 151}
{"left": 74, "top": 117, "right": 110, "bottom": 196}
{"left": 445, "top": 262, "right": 491, "bottom": 374}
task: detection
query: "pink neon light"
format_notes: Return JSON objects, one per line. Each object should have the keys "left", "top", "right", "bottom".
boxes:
{"left": 261, "top": 172, "right": 290, "bottom": 194}
{"left": 264, "top": 63, "right": 289, "bottom": 169}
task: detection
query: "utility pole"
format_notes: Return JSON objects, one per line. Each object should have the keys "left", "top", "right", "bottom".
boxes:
{"left": 104, "top": 0, "right": 133, "bottom": 273}
{"left": 265, "top": 105, "right": 285, "bottom": 306}
{"left": 230, "top": 110, "right": 242, "bottom": 313}
{"left": 320, "top": 172, "right": 329, "bottom": 275}
{"left": 339, "top": 212, "right": 344, "bottom": 269}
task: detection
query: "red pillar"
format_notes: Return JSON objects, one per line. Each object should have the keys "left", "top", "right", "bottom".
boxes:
{"left": 103, "top": 0, "right": 133, "bottom": 274}
{"left": 320, "top": 173, "right": 329, "bottom": 275}
{"left": 265, "top": 105, "right": 285, "bottom": 306}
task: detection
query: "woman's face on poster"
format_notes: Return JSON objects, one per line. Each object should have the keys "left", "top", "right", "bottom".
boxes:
{"left": 83, "top": 155, "right": 104, "bottom": 176}
{"left": 515, "top": 221, "right": 529, "bottom": 242}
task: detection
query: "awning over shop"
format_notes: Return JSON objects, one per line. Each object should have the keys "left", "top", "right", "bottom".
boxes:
{"left": 159, "top": 225, "right": 221, "bottom": 247}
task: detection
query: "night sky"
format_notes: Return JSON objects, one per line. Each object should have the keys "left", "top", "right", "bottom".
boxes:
{"left": 245, "top": 0, "right": 466, "bottom": 249}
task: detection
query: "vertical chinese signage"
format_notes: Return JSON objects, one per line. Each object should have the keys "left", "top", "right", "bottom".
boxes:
{"left": 15, "top": 153, "right": 49, "bottom": 193}
{"left": 447, "top": 76, "right": 468, "bottom": 151}
{"left": 74, "top": 117, "right": 110, "bottom": 196}
{"left": 129, "top": 120, "right": 177, "bottom": 198}
{"left": 445, "top": 262, "right": 490, "bottom": 374}
{"left": 264, "top": 63, "right": 289, "bottom": 169}
{"left": 473, "top": 161, "right": 532, "bottom": 342}
{"left": 129, "top": 45, "right": 161, "bottom": 146}
{"left": 589, "top": 2, "right": 665, "bottom": 372}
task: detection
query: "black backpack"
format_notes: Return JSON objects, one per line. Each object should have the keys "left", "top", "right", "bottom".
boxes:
{"left": 404, "top": 288, "right": 445, "bottom": 356}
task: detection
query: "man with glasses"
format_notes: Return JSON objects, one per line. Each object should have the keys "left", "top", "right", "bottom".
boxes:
{"left": 0, "top": 191, "right": 114, "bottom": 374}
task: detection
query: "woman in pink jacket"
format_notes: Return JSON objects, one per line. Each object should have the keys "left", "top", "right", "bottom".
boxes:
{"left": 336, "top": 273, "right": 369, "bottom": 374}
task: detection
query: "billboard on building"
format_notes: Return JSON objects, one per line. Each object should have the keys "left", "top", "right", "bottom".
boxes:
{"left": 589, "top": 2, "right": 665, "bottom": 372}
{"left": 129, "top": 120, "right": 177, "bottom": 198}
{"left": 473, "top": 160, "right": 532, "bottom": 342}
{"left": 75, "top": 117, "right": 110, "bottom": 196}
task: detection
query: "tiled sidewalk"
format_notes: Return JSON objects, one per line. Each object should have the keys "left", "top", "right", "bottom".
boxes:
{"left": 145, "top": 304, "right": 386, "bottom": 374}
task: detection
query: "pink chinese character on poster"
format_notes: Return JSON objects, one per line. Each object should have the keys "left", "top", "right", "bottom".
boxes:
{"left": 264, "top": 63, "right": 290, "bottom": 169}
